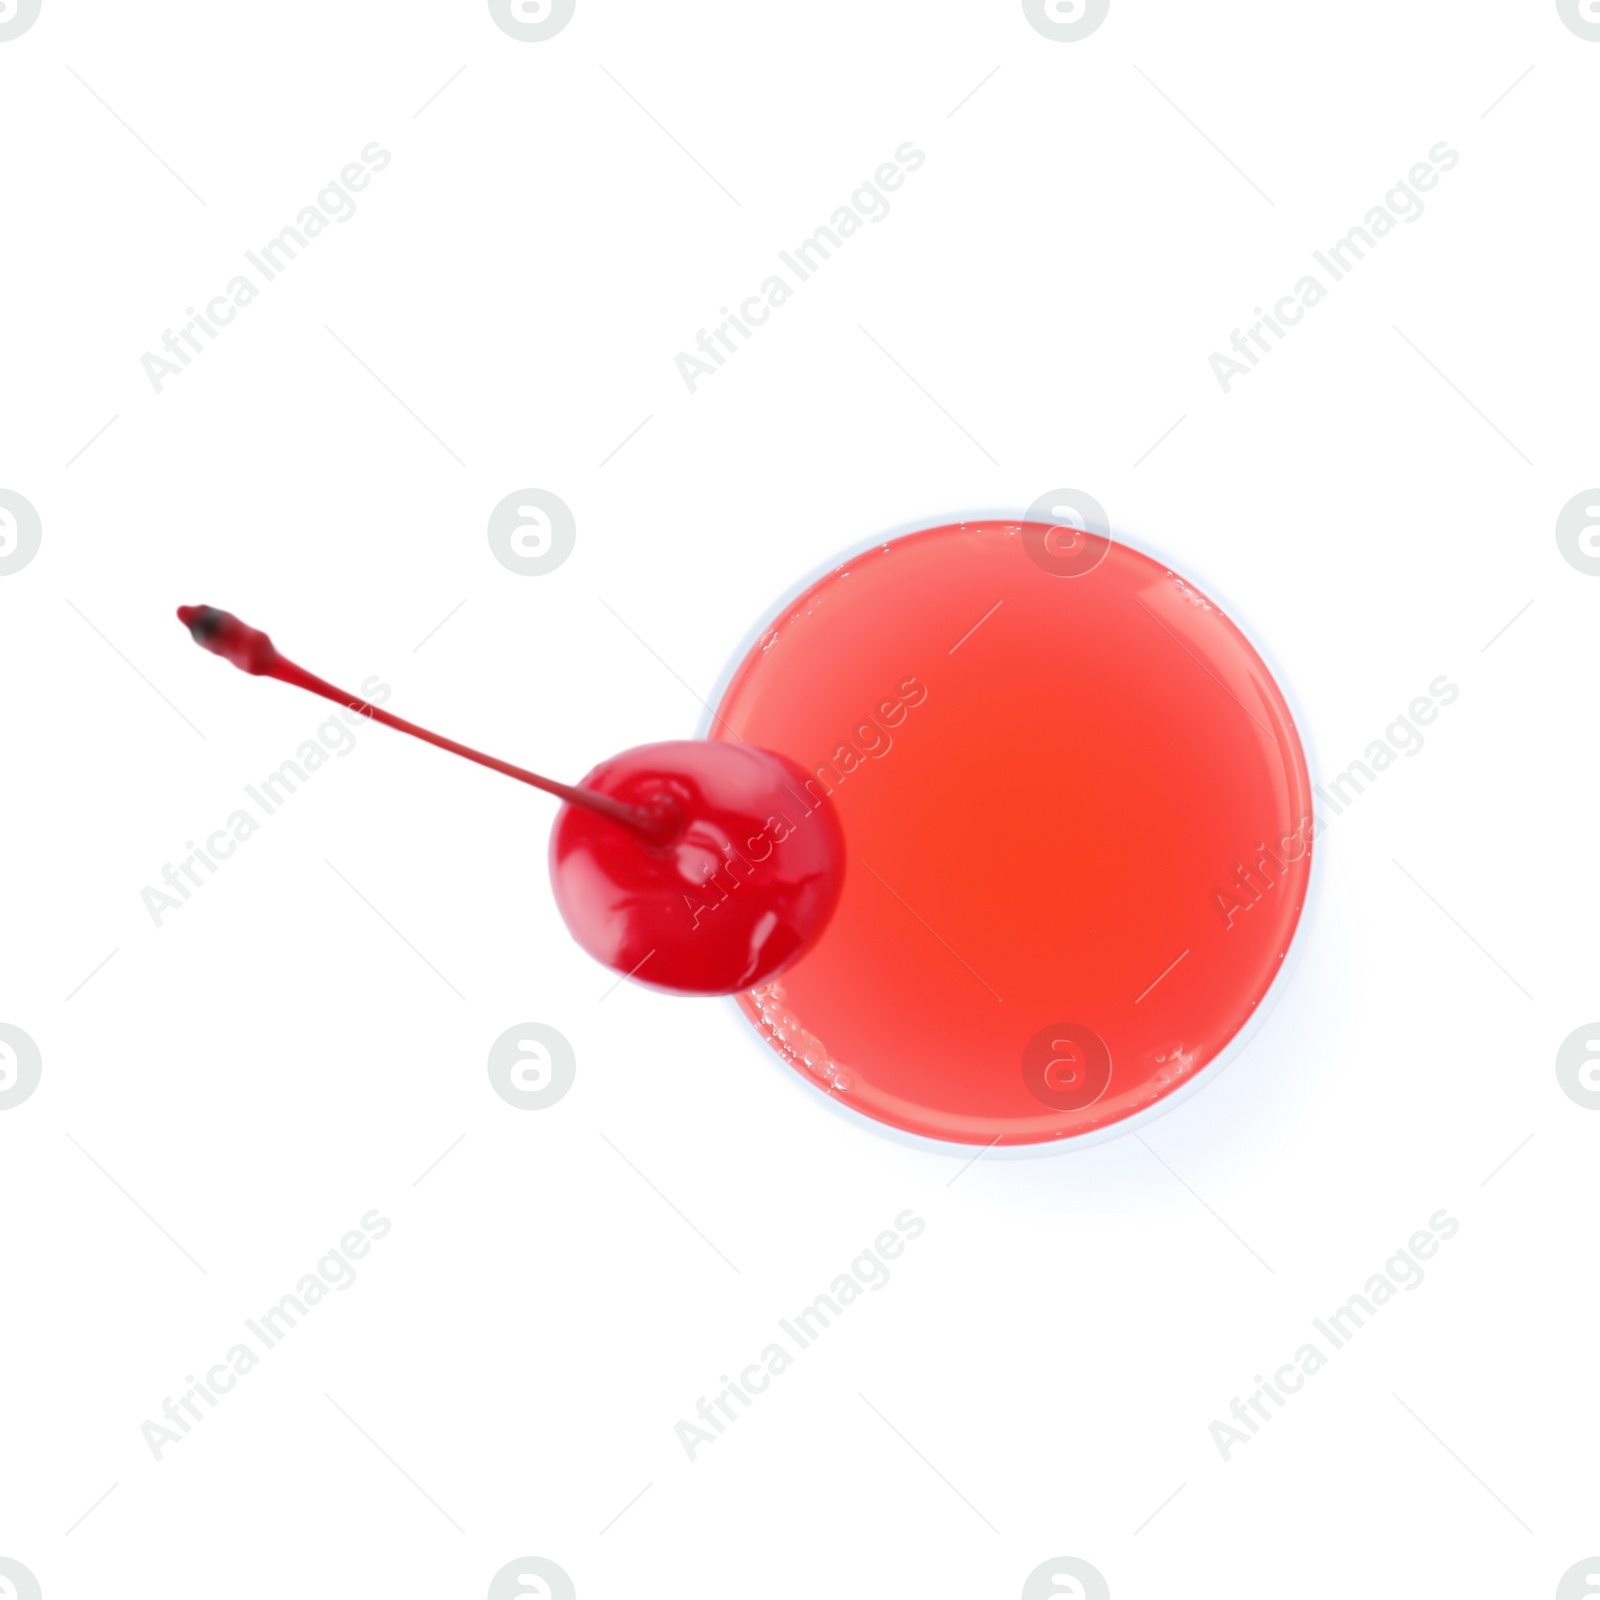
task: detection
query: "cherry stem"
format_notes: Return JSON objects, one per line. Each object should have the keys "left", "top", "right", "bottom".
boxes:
{"left": 176, "top": 606, "right": 663, "bottom": 840}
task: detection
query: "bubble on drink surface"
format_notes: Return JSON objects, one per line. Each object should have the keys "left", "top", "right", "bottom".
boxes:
{"left": 1150, "top": 1045, "right": 1193, "bottom": 1092}
{"left": 1168, "top": 573, "right": 1216, "bottom": 612}
{"left": 749, "top": 981, "right": 852, "bottom": 1092}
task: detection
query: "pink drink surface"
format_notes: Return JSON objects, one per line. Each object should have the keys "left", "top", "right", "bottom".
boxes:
{"left": 711, "top": 521, "right": 1314, "bottom": 1146}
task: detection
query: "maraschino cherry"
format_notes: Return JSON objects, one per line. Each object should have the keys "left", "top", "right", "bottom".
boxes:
{"left": 176, "top": 606, "right": 846, "bottom": 995}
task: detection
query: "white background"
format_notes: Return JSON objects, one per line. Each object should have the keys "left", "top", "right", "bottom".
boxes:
{"left": 2, "top": 2, "right": 1597, "bottom": 1597}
